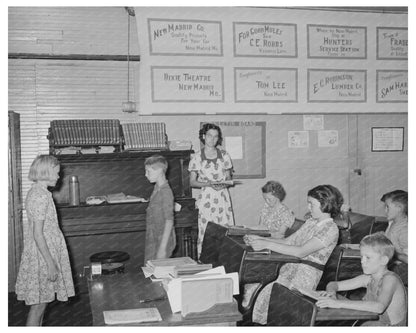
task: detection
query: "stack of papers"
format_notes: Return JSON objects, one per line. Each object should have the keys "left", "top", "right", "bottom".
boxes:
{"left": 163, "top": 266, "right": 239, "bottom": 316}
{"left": 143, "top": 257, "right": 198, "bottom": 279}
{"left": 172, "top": 263, "right": 213, "bottom": 278}
{"left": 103, "top": 308, "right": 162, "bottom": 325}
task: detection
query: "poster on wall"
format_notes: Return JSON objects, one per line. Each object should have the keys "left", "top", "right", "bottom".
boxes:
{"left": 233, "top": 22, "right": 297, "bottom": 57}
{"left": 135, "top": 7, "right": 407, "bottom": 114}
{"left": 234, "top": 67, "right": 298, "bottom": 102}
{"left": 376, "top": 27, "right": 407, "bottom": 60}
{"left": 307, "top": 69, "right": 367, "bottom": 103}
{"left": 376, "top": 70, "right": 407, "bottom": 103}
{"left": 318, "top": 130, "right": 339, "bottom": 147}
{"left": 151, "top": 66, "right": 224, "bottom": 102}
{"left": 372, "top": 127, "right": 404, "bottom": 151}
{"left": 288, "top": 131, "right": 309, "bottom": 148}
{"left": 147, "top": 18, "right": 223, "bottom": 56}
{"left": 307, "top": 24, "right": 366, "bottom": 59}
{"left": 303, "top": 115, "right": 324, "bottom": 130}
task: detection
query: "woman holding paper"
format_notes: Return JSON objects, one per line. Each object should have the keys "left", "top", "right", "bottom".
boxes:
{"left": 188, "top": 123, "right": 235, "bottom": 257}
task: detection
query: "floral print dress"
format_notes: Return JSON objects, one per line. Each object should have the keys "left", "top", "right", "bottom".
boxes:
{"left": 252, "top": 217, "right": 339, "bottom": 324}
{"left": 188, "top": 148, "right": 235, "bottom": 255}
{"left": 259, "top": 203, "right": 295, "bottom": 235}
{"left": 15, "top": 183, "right": 75, "bottom": 305}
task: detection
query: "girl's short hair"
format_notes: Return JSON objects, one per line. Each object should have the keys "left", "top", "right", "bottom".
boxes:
{"left": 144, "top": 155, "right": 168, "bottom": 173}
{"left": 28, "top": 155, "right": 60, "bottom": 181}
{"left": 360, "top": 232, "right": 395, "bottom": 261}
{"left": 261, "top": 181, "right": 286, "bottom": 201}
{"left": 307, "top": 184, "right": 344, "bottom": 218}
{"left": 199, "top": 123, "right": 223, "bottom": 146}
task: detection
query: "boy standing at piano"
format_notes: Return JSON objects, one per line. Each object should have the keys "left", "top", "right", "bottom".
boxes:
{"left": 144, "top": 155, "right": 176, "bottom": 263}
{"left": 317, "top": 232, "right": 407, "bottom": 326}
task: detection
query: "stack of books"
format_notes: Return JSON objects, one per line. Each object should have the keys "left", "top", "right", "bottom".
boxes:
{"left": 122, "top": 122, "right": 168, "bottom": 150}
{"left": 144, "top": 257, "right": 198, "bottom": 279}
{"left": 49, "top": 119, "right": 121, "bottom": 146}
{"left": 163, "top": 266, "right": 239, "bottom": 316}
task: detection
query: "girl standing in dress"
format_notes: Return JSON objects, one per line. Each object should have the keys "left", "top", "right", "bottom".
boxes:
{"left": 15, "top": 155, "right": 75, "bottom": 326}
{"left": 188, "top": 123, "right": 235, "bottom": 256}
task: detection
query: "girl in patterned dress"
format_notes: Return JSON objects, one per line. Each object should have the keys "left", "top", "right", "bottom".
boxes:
{"left": 259, "top": 180, "right": 295, "bottom": 238}
{"left": 242, "top": 181, "right": 295, "bottom": 308}
{"left": 188, "top": 123, "right": 235, "bottom": 257}
{"left": 245, "top": 184, "right": 343, "bottom": 324}
{"left": 15, "top": 155, "right": 75, "bottom": 326}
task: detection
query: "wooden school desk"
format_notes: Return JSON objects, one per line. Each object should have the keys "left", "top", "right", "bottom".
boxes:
{"left": 217, "top": 234, "right": 300, "bottom": 284}
{"left": 87, "top": 270, "right": 242, "bottom": 326}
{"left": 316, "top": 307, "right": 378, "bottom": 322}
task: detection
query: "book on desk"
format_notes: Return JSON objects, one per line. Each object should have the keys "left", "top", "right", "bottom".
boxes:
{"left": 227, "top": 225, "right": 271, "bottom": 237}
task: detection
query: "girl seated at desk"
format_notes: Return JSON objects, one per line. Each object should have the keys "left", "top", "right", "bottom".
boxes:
{"left": 258, "top": 180, "right": 295, "bottom": 239}
{"left": 244, "top": 184, "right": 343, "bottom": 325}
{"left": 242, "top": 181, "right": 295, "bottom": 307}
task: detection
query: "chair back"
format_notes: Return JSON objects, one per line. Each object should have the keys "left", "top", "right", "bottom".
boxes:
{"left": 285, "top": 218, "right": 305, "bottom": 238}
{"left": 217, "top": 235, "right": 246, "bottom": 275}
{"left": 267, "top": 283, "right": 317, "bottom": 326}
{"left": 348, "top": 212, "right": 376, "bottom": 243}
{"left": 199, "top": 222, "right": 228, "bottom": 266}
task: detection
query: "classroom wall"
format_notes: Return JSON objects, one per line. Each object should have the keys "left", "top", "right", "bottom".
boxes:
{"left": 134, "top": 7, "right": 408, "bottom": 114}
{"left": 8, "top": 7, "right": 407, "bottom": 228}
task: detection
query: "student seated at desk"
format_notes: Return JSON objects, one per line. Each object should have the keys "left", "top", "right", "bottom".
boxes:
{"left": 258, "top": 180, "right": 295, "bottom": 238}
{"left": 380, "top": 190, "right": 408, "bottom": 285}
{"left": 242, "top": 181, "right": 295, "bottom": 307}
{"left": 244, "top": 184, "right": 342, "bottom": 325}
{"left": 317, "top": 232, "right": 407, "bottom": 326}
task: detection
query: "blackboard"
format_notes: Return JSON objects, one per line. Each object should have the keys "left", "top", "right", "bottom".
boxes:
{"left": 201, "top": 121, "right": 266, "bottom": 179}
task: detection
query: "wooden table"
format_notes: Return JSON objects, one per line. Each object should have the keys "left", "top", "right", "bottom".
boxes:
{"left": 87, "top": 270, "right": 242, "bottom": 326}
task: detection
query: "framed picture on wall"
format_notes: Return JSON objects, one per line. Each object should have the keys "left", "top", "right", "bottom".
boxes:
{"left": 371, "top": 127, "right": 404, "bottom": 152}
{"left": 200, "top": 121, "right": 266, "bottom": 179}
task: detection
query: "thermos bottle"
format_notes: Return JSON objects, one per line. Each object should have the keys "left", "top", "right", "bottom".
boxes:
{"left": 69, "top": 175, "right": 80, "bottom": 206}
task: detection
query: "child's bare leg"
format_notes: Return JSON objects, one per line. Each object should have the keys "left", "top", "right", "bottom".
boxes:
{"left": 26, "top": 302, "right": 48, "bottom": 326}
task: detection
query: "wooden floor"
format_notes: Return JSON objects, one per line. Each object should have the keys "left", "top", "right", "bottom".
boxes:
{"left": 8, "top": 281, "right": 365, "bottom": 326}
{"left": 8, "top": 291, "right": 92, "bottom": 326}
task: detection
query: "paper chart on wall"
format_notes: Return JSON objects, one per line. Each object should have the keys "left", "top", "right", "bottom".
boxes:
{"left": 224, "top": 136, "right": 243, "bottom": 160}
{"left": 318, "top": 130, "right": 338, "bottom": 147}
{"left": 288, "top": 131, "right": 309, "bottom": 148}
{"left": 303, "top": 115, "right": 324, "bottom": 131}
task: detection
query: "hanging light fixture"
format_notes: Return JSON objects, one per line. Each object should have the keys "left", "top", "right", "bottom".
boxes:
{"left": 122, "top": 7, "right": 137, "bottom": 113}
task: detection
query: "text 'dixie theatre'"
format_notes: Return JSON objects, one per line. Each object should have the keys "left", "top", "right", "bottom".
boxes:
{"left": 151, "top": 66, "right": 224, "bottom": 102}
